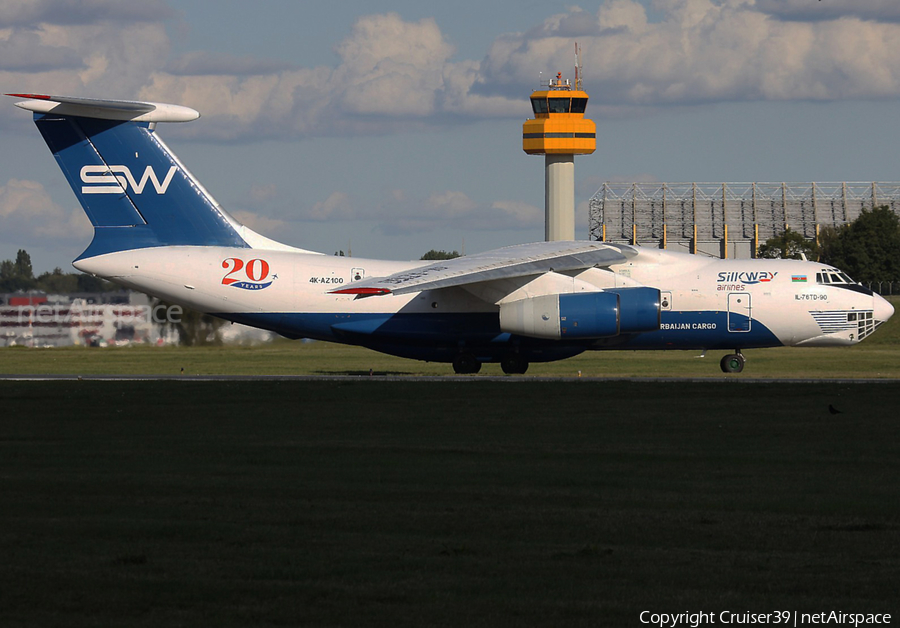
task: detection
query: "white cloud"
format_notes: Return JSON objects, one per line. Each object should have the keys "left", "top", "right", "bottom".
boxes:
{"left": 139, "top": 12, "right": 520, "bottom": 139}
{"left": 422, "top": 191, "right": 478, "bottom": 217}
{"left": 0, "top": 179, "right": 91, "bottom": 243}
{"left": 3, "top": 1, "right": 900, "bottom": 140}
{"left": 491, "top": 200, "right": 543, "bottom": 227}
{"left": 230, "top": 210, "right": 285, "bottom": 234}
{"left": 248, "top": 183, "right": 278, "bottom": 204}
{"left": 369, "top": 189, "right": 541, "bottom": 234}
{"left": 303, "top": 192, "right": 355, "bottom": 222}
{"left": 248, "top": 186, "right": 541, "bottom": 236}
{"left": 0, "top": 0, "right": 173, "bottom": 26}
{"left": 479, "top": 1, "right": 900, "bottom": 106}
{"left": 755, "top": 0, "right": 900, "bottom": 22}
{"left": 165, "top": 51, "right": 297, "bottom": 77}
{"left": 18, "top": 2, "right": 900, "bottom": 258}
{"left": 0, "top": 19, "right": 170, "bottom": 101}
{"left": 333, "top": 13, "right": 453, "bottom": 117}
{"left": 0, "top": 30, "right": 81, "bottom": 72}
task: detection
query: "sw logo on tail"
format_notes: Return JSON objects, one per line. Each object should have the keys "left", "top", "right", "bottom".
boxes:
{"left": 81, "top": 165, "right": 177, "bottom": 195}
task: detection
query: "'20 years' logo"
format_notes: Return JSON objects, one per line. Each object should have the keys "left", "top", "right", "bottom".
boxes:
{"left": 221, "top": 258, "right": 274, "bottom": 291}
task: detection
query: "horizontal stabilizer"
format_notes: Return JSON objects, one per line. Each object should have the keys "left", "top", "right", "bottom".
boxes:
{"left": 6, "top": 93, "right": 199, "bottom": 123}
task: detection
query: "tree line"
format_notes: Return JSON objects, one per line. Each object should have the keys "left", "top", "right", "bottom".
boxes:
{"left": 0, "top": 249, "right": 118, "bottom": 293}
{"left": 4, "top": 207, "right": 897, "bottom": 298}
{"left": 759, "top": 205, "right": 900, "bottom": 282}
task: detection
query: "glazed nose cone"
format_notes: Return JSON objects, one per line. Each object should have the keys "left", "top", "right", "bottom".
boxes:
{"left": 874, "top": 293, "right": 894, "bottom": 324}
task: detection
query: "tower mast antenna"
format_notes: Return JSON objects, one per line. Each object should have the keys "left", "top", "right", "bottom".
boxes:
{"left": 574, "top": 42, "right": 583, "bottom": 91}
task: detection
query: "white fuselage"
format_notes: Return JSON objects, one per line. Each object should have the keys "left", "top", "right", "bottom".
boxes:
{"left": 74, "top": 245, "right": 893, "bottom": 359}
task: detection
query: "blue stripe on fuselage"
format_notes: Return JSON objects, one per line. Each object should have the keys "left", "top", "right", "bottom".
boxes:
{"left": 220, "top": 311, "right": 508, "bottom": 345}
{"left": 219, "top": 311, "right": 587, "bottom": 363}
{"left": 615, "top": 310, "right": 781, "bottom": 349}
{"left": 217, "top": 308, "right": 782, "bottom": 361}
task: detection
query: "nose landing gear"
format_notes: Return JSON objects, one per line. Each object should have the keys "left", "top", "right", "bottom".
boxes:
{"left": 720, "top": 351, "right": 745, "bottom": 373}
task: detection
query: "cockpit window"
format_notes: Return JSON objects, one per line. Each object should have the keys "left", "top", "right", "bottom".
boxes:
{"left": 816, "top": 269, "right": 856, "bottom": 285}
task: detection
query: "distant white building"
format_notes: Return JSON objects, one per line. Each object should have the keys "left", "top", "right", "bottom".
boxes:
{"left": 0, "top": 291, "right": 277, "bottom": 348}
{"left": 0, "top": 292, "right": 162, "bottom": 348}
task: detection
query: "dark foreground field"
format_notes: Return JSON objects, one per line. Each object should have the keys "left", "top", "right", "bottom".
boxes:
{"left": 1, "top": 380, "right": 897, "bottom": 626}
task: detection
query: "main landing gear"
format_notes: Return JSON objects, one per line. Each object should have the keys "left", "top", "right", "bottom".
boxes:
{"left": 500, "top": 354, "right": 529, "bottom": 375}
{"left": 452, "top": 353, "right": 481, "bottom": 375}
{"left": 451, "top": 353, "right": 530, "bottom": 375}
{"left": 720, "top": 350, "right": 745, "bottom": 373}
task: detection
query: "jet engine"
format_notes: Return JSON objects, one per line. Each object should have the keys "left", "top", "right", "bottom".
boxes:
{"left": 499, "top": 287, "right": 660, "bottom": 340}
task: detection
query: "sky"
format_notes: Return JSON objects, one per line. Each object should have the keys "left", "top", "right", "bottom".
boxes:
{"left": 2, "top": 0, "right": 900, "bottom": 273}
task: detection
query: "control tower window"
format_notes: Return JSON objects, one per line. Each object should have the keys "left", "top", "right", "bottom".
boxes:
{"left": 531, "top": 98, "right": 548, "bottom": 114}
{"left": 571, "top": 98, "right": 587, "bottom": 113}
{"left": 548, "top": 98, "right": 570, "bottom": 113}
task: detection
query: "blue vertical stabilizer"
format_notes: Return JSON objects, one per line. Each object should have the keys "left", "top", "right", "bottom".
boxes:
{"left": 33, "top": 112, "right": 249, "bottom": 259}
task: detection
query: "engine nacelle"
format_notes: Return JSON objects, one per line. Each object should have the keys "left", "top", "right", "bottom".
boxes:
{"left": 498, "top": 287, "right": 660, "bottom": 340}
{"left": 604, "top": 287, "right": 661, "bottom": 333}
{"left": 500, "top": 292, "right": 618, "bottom": 339}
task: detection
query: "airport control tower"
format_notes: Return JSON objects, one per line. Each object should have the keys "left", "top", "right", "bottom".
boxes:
{"left": 523, "top": 47, "right": 596, "bottom": 241}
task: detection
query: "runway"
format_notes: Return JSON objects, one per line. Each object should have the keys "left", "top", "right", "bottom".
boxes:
{"left": 1, "top": 373, "right": 897, "bottom": 384}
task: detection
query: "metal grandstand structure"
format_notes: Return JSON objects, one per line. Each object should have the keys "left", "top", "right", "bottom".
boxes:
{"left": 589, "top": 182, "right": 900, "bottom": 258}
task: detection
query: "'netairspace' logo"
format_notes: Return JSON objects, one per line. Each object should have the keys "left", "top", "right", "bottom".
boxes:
{"left": 716, "top": 271, "right": 777, "bottom": 284}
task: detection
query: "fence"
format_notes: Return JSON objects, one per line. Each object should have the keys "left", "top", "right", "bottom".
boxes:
{"left": 865, "top": 282, "right": 900, "bottom": 296}
{"left": 590, "top": 182, "right": 900, "bottom": 259}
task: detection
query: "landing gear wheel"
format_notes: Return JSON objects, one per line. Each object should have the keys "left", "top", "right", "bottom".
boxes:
{"left": 500, "top": 355, "right": 529, "bottom": 375}
{"left": 720, "top": 353, "right": 745, "bottom": 373}
{"left": 452, "top": 353, "right": 481, "bottom": 375}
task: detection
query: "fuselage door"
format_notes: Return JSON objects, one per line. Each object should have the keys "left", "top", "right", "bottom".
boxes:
{"left": 727, "top": 292, "right": 751, "bottom": 332}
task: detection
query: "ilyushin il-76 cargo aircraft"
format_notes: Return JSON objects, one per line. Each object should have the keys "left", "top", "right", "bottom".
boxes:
{"left": 8, "top": 94, "right": 894, "bottom": 374}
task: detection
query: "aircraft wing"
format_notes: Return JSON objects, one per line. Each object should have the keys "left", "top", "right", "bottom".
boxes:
{"left": 331, "top": 240, "right": 636, "bottom": 296}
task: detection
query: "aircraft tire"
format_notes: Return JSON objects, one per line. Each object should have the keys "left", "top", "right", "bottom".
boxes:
{"left": 720, "top": 353, "right": 745, "bottom": 373}
{"left": 452, "top": 353, "right": 481, "bottom": 374}
{"left": 500, "top": 355, "right": 529, "bottom": 375}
